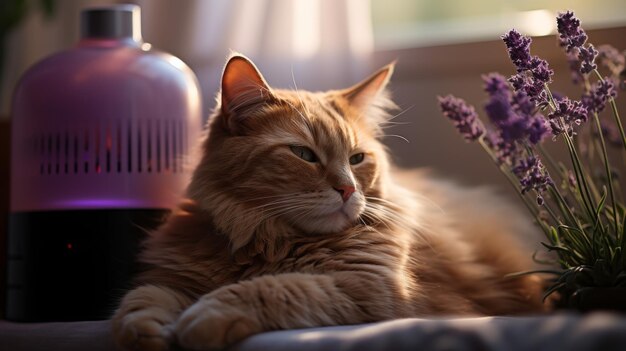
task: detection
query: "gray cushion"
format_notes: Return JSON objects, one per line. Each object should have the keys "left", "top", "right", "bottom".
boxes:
{"left": 2, "top": 313, "right": 626, "bottom": 351}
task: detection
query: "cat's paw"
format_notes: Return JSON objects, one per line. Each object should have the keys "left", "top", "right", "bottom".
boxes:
{"left": 112, "top": 309, "right": 174, "bottom": 351}
{"left": 174, "top": 297, "right": 262, "bottom": 350}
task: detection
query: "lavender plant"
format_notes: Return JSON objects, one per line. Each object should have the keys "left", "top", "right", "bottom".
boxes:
{"left": 439, "top": 11, "right": 626, "bottom": 306}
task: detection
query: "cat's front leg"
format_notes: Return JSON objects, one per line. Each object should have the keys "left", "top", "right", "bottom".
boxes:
{"left": 175, "top": 271, "right": 397, "bottom": 350}
{"left": 173, "top": 291, "right": 263, "bottom": 350}
{"left": 112, "top": 285, "right": 193, "bottom": 351}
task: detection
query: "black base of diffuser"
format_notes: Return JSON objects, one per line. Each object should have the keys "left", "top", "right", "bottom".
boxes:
{"left": 5, "top": 209, "right": 168, "bottom": 322}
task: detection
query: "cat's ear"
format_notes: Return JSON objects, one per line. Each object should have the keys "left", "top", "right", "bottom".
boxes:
{"left": 342, "top": 62, "right": 395, "bottom": 111}
{"left": 220, "top": 54, "right": 274, "bottom": 121}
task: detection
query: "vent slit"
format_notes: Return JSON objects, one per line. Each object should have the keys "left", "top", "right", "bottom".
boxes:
{"left": 47, "top": 135, "right": 52, "bottom": 174}
{"left": 127, "top": 119, "right": 132, "bottom": 173}
{"left": 64, "top": 131, "right": 69, "bottom": 174}
{"left": 106, "top": 123, "right": 111, "bottom": 173}
{"left": 55, "top": 133, "right": 60, "bottom": 174}
{"left": 117, "top": 120, "right": 122, "bottom": 173}
{"left": 147, "top": 119, "right": 152, "bottom": 173}
{"left": 39, "top": 135, "right": 44, "bottom": 175}
{"left": 156, "top": 119, "right": 162, "bottom": 172}
{"left": 165, "top": 119, "right": 170, "bottom": 171}
{"left": 137, "top": 119, "right": 142, "bottom": 173}
{"left": 84, "top": 129, "right": 89, "bottom": 173}
{"left": 74, "top": 134, "right": 79, "bottom": 174}
{"left": 95, "top": 123, "right": 101, "bottom": 173}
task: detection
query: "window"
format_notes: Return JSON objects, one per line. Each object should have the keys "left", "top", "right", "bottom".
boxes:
{"left": 371, "top": 0, "right": 626, "bottom": 50}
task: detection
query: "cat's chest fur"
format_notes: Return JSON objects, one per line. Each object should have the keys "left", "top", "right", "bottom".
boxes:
{"left": 140, "top": 205, "right": 410, "bottom": 299}
{"left": 235, "top": 224, "right": 409, "bottom": 280}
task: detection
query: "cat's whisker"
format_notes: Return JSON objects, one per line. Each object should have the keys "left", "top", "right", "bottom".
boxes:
{"left": 359, "top": 210, "right": 388, "bottom": 231}
{"left": 380, "top": 121, "right": 411, "bottom": 129}
{"left": 385, "top": 105, "right": 414, "bottom": 123}
{"left": 382, "top": 134, "right": 410, "bottom": 144}
{"left": 364, "top": 196, "right": 406, "bottom": 213}
{"left": 367, "top": 193, "right": 445, "bottom": 215}
{"left": 255, "top": 204, "right": 311, "bottom": 224}
{"left": 363, "top": 202, "right": 416, "bottom": 233}
{"left": 282, "top": 98, "right": 308, "bottom": 120}
{"left": 237, "top": 203, "right": 300, "bottom": 220}
{"left": 361, "top": 206, "right": 398, "bottom": 231}
{"left": 206, "top": 191, "right": 305, "bottom": 207}
{"left": 290, "top": 66, "right": 312, "bottom": 118}
{"left": 357, "top": 216, "right": 368, "bottom": 227}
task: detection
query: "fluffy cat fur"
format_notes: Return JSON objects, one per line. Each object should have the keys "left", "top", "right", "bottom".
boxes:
{"left": 112, "top": 54, "right": 546, "bottom": 351}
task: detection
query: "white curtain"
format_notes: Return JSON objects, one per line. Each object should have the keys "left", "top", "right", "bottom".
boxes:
{"left": 1, "top": 0, "right": 374, "bottom": 118}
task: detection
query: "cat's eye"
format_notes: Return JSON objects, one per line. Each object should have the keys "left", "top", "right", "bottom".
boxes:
{"left": 349, "top": 153, "right": 365, "bottom": 165}
{"left": 290, "top": 145, "right": 318, "bottom": 162}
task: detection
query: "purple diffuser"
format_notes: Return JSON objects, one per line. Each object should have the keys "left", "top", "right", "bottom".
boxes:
{"left": 7, "top": 4, "right": 201, "bottom": 321}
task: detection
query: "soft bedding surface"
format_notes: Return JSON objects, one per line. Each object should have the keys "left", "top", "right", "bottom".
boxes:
{"left": 1, "top": 313, "right": 626, "bottom": 351}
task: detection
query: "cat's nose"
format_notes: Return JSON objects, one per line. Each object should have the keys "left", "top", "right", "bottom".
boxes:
{"left": 333, "top": 185, "right": 356, "bottom": 202}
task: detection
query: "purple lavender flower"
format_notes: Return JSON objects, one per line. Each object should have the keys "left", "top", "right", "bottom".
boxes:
{"left": 550, "top": 91, "right": 565, "bottom": 102}
{"left": 512, "top": 156, "right": 553, "bottom": 204}
{"left": 484, "top": 130, "right": 518, "bottom": 166}
{"left": 582, "top": 79, "right": 617, "bottom": 114}
{"left": 510, "top": 89, "right": 550, "bottom": 144}
{"left": 499, "top": 117, "right": 532, "bottom": 143}
{"left": 511, "top": 91, "right": 535, "bottom": 116}
{"left": 508, "top": 74, "right": 528, "bottom": 93}
{"left": 483, "top": 73, "right": 550, "bottom": 144}
{"left": 548, "top": 97, "right": 588, "bottom": 136}
{"left": 502, "top": 30, "right": 554, "bottom": 95}
{"left": 484, "top": 95, "right": 513, "bottom": 125}
{"left": 508, "top": 73, "right": 547, "bottom": 104}
{"left": 578, "top": 44, "right": 598, "bottom": 74}
{"left": 557, "top": 11, "right": 600, "bottom": 79}
{"left": 557, "top": 11, "right": 588, "bottom": 52}
{"left": 530, "top": 57, "right": 554, "bottom": 83}
{"left": 483, "top": 73, "right": 511, "bottom": 97}
{"left": 438, "top": 95, "right": 485, "bottom": 141}
{"left": 502, "top": 29, "right": 533, "bottom": 72}
{"left": 526, "top": 117, "right": 550, "bottom": 144}
{"left": 483, "top": 73, "right": 513, "bottom": 124}
{"left": 548, "top": 120, "right": 563, "bottom": 137}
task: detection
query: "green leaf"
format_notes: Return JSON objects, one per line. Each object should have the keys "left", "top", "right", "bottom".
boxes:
{"left": 619, "top": 216, "right": 626, "bottom": 249}
{"left": 595, "top": 186, "right": 607, "bottom": 225}
{"left": 541, "top": 242, "right": 574, "bottom": 254}
{"left": 549, "top": 227, "right": 560, "bottom": 245}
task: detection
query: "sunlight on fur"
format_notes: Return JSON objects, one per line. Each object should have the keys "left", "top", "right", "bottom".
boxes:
{"left": 111, "top": 53, "right": 547, "bottom": 351}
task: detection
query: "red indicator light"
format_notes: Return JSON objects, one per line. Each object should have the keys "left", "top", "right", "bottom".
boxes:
{"left": 67, "top": 243, "right": 73, "bottom": 250}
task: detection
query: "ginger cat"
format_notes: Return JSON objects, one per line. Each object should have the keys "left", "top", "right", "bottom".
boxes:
{"left": 112, "top": 54, "right": 545, "bottom": 351}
